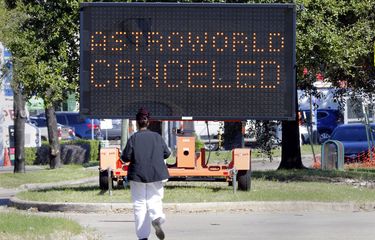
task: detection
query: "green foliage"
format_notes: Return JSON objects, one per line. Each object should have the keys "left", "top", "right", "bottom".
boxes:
{"left": 253, "top": 120, "right": 281, "bottom": 160}
{"left": 195, "top": 137, "right": 205, "bottom": 151}
{"left": 24, "top": 147, "right": 37, "bottom": 165}
{"left": 0, "top": 0, "right": 81, "bottom": 106}
{"left": 73, "top": 139, "right": 100, "bottom": 162}
{"left": 0, "top": 1, "right": 83, "bottom": 169}
{"left": 295, "top": 0, "right": 375, "bottom": 93}
{"left": 20, "top": 1, "right": 81, "bottom": 107}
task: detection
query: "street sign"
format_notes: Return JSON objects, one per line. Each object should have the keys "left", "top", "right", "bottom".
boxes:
{"left": 80, "top": 3, "right": 296, "bottom": 120}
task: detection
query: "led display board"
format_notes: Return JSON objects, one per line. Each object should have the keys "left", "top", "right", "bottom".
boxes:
{"left": 80, "top": 3, "right": 296, "bottom": 120}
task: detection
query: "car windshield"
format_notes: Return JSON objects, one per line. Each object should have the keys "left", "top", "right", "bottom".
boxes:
{"left": 332, "top": 126, "right": 375, "bottom": 141}
{"left": 30, "top": 117, "right": 47, "bottom": 127}
{"left": 66, "top": 114, "right": 87, "bottom": 124}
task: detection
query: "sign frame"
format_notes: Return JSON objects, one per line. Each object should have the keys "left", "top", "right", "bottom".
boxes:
{"left": 80, "top": 2, "right": 296, "bottom": 121}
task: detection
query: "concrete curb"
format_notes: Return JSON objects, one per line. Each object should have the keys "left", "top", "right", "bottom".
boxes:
{"left": 9, "top": 197, "right": 375, "bottom": 213}
{"left": 9, "top": 197, "right": 133, "bottom": 213}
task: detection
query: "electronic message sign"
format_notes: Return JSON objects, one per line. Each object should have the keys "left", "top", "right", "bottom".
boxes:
{"left": 80, "top": 3, "right": 296, "bottom": 120}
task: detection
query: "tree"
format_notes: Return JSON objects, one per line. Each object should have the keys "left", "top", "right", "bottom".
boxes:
{"left": 284, "top": 0, "right": 375, "bottom": 169}
{"left": 245, "top": 0, "right": 375, "bottom": 169}
{"left": 0, "top": 0, "right": 35, "bottom": 173}
{"left": 0, "top": 0, "right": 81, "bottom": 169}
{"left": 21, "top": 1, "right": 81, "bottom": 168}
{"left": 296, "top": 0, "right": 375, "bottom": 93}
{"left": 223, "top": 0, "right": 375, "bottom": 169}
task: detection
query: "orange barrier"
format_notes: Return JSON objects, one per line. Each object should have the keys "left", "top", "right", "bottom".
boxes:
{"left": 3, "top": 148, "right": 11, "bottom": 167}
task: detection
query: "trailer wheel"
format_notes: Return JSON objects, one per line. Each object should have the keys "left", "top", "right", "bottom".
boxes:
{"left": 99, "top": 170, "right": 113, "bottom": 190}
{"left": 116, "top": 179, "right": 124, "bottom": 189}
{"left": 237, "top": 170, "right": 251, "bottom": 191}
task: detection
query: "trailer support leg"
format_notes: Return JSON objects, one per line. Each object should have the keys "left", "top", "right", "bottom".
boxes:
{"left": 230, "top": 168, "right": 238, "bottom": 194}
{"left": 108, "top": 167, "right": 112, "bottom": 196}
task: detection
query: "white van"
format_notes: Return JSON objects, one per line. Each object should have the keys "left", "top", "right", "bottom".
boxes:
{"left": 8, "top": 123, "right": 41, "bottom": 148}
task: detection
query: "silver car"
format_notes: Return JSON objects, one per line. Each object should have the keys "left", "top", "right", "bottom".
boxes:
{"left": 29, "top": 116, "right": 75, "bottom": 141}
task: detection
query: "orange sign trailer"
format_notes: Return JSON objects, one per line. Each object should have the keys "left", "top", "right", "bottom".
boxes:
{"left": 99, "top": 135, "right": 251, "bottom": 192}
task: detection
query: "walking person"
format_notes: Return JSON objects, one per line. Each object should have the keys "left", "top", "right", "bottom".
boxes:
{"left": 121, "top": 108, "right": 171, "bottom": 240}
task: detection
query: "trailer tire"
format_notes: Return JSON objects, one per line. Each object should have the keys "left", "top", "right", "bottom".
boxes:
{"left": 237, "top": 170, "right": 251, "bottom": 191}
{"left": 99, "top": 170, "right": 112, "bottom": 190}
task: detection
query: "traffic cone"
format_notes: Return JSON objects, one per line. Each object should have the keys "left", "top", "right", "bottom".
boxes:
{"left": 3, "top": 148, "right": 11, "bottom": 167}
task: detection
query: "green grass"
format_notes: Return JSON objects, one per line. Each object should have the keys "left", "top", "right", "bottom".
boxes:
{"left": 0, "top": 165, "right": 97, "bottom": 189}
{"left": 0, "top": 211, "right": 83, "bottom": 240}
{"left": 300, "top": 144, "right": 322, "bottom": 155}
{"left": 163, "top": 180, "right": 375, "bottom": 203}
{"left": 254, "top": 169, "right": 375, "bottom": 182}
{"left": 16, "top": 180, "right": 375, "bottom": 204}
{"left": 17, "top": 169, "right": 375, "bottom": 204}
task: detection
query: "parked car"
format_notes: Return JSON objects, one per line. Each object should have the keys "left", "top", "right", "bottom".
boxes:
{"left": 101, "top": 119, "right": 122, "bottom": 140}
{"left": 299, "top": 109, "right": 343, "bottom": 144}
{"left": 330, "top": 123, "right": 375, "bottom": 161}
{"left": 29, "top": 116, "right": 75, "bottom": 141}
{"left": 36, "top": 112, "right": 101, "bottom": 139}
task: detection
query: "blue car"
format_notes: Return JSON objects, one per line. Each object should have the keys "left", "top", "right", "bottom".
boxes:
{"left": 37, "top": 112, "right": 101, "bottom": 139}
{"left": 300, "top": 109, "right": 343, "bottom": 143}
{"left": 330, "top": 123, "right": 375, "bottom": 162}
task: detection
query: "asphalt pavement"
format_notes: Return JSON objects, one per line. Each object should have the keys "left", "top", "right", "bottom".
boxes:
{"left": 44, "top": 211, "right": 375, "bottom": 240}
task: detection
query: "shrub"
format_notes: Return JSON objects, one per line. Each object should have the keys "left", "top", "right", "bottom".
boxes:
{"left": 195, "top": 136, "right": 205, "bottom": 151}
{"left": 25, "top": 147, "right": 37, "bottom": 165}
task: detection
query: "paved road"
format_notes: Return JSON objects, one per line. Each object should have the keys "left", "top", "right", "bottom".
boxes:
{"left": 50, "top": 210, "right": 375, "bottom": 240}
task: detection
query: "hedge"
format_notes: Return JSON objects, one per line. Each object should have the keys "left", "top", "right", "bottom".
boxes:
{"left": 25, "top": 139, "right": 100, "bottom": 165}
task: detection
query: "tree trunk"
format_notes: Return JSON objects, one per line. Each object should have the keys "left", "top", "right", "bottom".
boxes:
{"left": 279, "top": 119, "right": 305, "bottom": 169}
{"left": 279, "top": 78, "right": 305, "bottom": 170}
{"left": 45, "top": 105, "right": 61, "bottom": 168}
{"left": 13, "top": 86, "right": 26, "bottom": 173}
